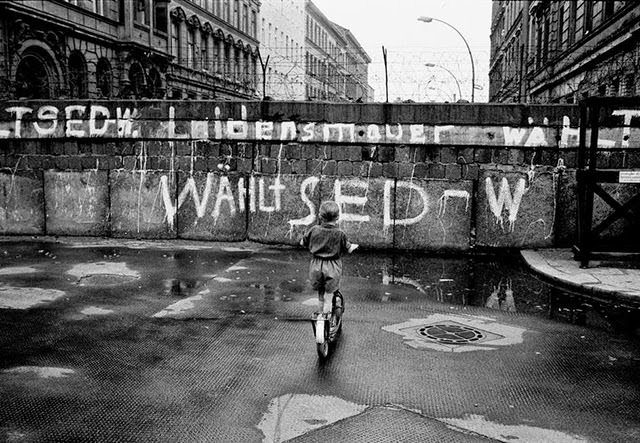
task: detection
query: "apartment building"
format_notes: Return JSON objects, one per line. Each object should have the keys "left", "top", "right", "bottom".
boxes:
{"left": 489, "top": 1, "right": 640, "bottom": 103}
{"left": 0, "top": 0, "right": 260, "bottom": 100}
{"left": 305, "top": 0, "right": 372, "bottom": 102}
{"left": 258, "top": 0, "right": 306, "bottom": 100}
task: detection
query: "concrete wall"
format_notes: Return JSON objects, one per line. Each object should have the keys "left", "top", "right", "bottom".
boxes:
{"left": 1, "top": 100, "right": 639, "bottom": 250}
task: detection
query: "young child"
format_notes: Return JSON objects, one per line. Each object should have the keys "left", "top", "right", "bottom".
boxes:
{"left": 301, "top": 201, "right": 358, "bottom": 316}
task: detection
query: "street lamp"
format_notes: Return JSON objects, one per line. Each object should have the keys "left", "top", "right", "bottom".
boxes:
{"left": 425, "top": 63, "right": 462, "bottom": 102}
{"left": 418, "top": 16, "right": 475, "bottom": 103}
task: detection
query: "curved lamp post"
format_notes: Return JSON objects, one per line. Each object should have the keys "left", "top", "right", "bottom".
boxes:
{"left": 418, "top": 16, "right": 475, "bottom": 102}
{"left": 425, "top": 62, "right": 462, "bottom": 101}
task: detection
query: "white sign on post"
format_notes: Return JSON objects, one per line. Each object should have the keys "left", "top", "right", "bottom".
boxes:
{"left": 619, "top": 171, "right": 640, "bottom": 183}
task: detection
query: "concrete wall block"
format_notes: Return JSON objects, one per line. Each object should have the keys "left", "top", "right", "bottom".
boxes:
{"left": 394, "top": 179, "right": 472, "bottom": 250}
{"left": 307, "top": 159, "right": 322, "bottom": 175}
{"left": 44, "top": 170, "right": 108, "bottom": 236}
{"left": 462, "top": 163, "right": 480, "bottom": 180}
{"left": 322, "top": 160, "right": 337, "bottom": 176}
{"left": 55, "top": 157, "right": 70, "bottom": 170}
{"left": 425, "top": 146, "right": 440, "bottom": 162}
{"left": 395, "top": 146, "right": 412, "bottom": 163}
{"left": 301, "top": 144, "right": 317, "bottom": 160}
{"left": 237, "top": 158, "right": 254, "bottom": 173}
{"left": 248, "top": 174, "right": 320, "bottom": 245}
{"left": 440, "top": 147, "right": 457, "bottom": 163}
{"left": 626, "top": 150, "right": 640, "bottom": 168}
{"left": 476, "top": 169, "right": 555, "bottom": 248}
{"left": 458, "top": 148, "right": 474, "bottom": 164}
{"left": 378, "top": 146, "right": 395, "bottom": 162}
{"left": 508, "top": 148, "right": 526, "bottom": 165}
{"left": 278, "top": 160, "right": 292, "bottom": 175}
{"left": 445, "top": 164, "right": 462, "bottom": 180}
{"left": 261, "top": 158, "right": 277, "bottom": 174}
{"left": 397, "top": 162, "right": 415, "bottom": 179}
{"left": 427, "top": 163, "right": 445, "bottom": 178}
{"left": 0, "top": 171, "right": 44, "bottom": 234}
{"left": 109, "top": 170, "right": 177, "bottom": 239}
{"left": 413, "top": 163, "right": 429, "bottom": 178}
{"left": 347, "top": 145, "right": 362, "bottom": 162}
{"left": 177, "top": 172, "right": 246, "bottom": 241}
{"left": 337, "top": 161, "right": 352, "bottom": 176}
{"left": 474, "top": 148, "right": 492, "bottom": 163}
{"left": 320, "top": 176, "right": 393, "bottom": 248}
{"left": 382, "top": 162, "right": 398, "bottom": 178}
{"left": 332, "top": 146, "right": 351, "bottom": 161}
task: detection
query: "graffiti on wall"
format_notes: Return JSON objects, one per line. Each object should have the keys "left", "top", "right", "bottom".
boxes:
{"left": 4, "top": 103, "right": 636, "bottom": 148}
{"left": 156, "top": 173, "right": 478, "bottom": 232}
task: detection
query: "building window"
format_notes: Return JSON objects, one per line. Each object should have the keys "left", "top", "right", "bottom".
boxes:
{"left": 187, "top": 27, "right": 195, "bottom": 68}
{"left": 15, "top": 50, "right": 52, "bottom": 99}
{"left": 201, "top": 33, "right": 209, "bottom": 70}
{"left": 148, "top": 68, "right": 163, "bottom": 98}
{"left": 129, "top": 63, "right": 147, "bottom": 97}
{"left": 243, "top": 4, "right": 248, "bottom": 33}
{"left": 251, "top": 10, "right": 257, "bottom": 38}
{"left": 171, "top": 21, "right": 180, "bottom": 61}
{"left": 96, "top": 58, "right": 112, "bottom": 98}
{"left": 68, "top": 50, "right": 88, "bottom": 98}
{"left": 234, "top": 0, "right": 239, "bottom": 28}
{"left": 154, "top": 0, "right": 168, "bottom": 33}
{"left": 134, "top": 0, "right": 149, "bottom": 25}
{"left": 625, "top": 74, "right": 635, "bottom": 96}
{"left": 223, "top": 0, "right": 230, "bottom": 22}
{"left": 584, "top": 1, "right": 593, "bottom": 34}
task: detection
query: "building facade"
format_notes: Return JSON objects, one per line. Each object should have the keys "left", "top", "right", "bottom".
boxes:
{"left": 0, "top": 0, "right": 260, "bottom": 101}
{"left": 258, "top": 0, "right": 306, "bottom": 100}
{"left": 304, "top": 0, "right": 371, "bottom": 102}
{"left": 489, "top": 1, "right": 640, "bottom": 103}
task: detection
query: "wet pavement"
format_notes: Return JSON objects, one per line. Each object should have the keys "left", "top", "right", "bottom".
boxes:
{"left": 1, "top": 237, "right": 639, "bottom": 442}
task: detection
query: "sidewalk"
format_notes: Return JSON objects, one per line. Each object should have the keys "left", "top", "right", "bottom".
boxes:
{"left": 521, "top": 249, "right": 640, "bottom": 306}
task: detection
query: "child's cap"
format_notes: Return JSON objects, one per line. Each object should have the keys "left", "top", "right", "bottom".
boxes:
{"left": 319, "top": 201, "right": 340, "bottom": 222}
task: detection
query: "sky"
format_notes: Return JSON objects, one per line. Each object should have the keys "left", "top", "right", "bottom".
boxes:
{"left": 312, "top": 0, "right": 492, "bottom": 102}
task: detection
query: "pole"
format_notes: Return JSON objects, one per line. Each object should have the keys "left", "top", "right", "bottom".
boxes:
{"left": 425, "top": 63, "right": 462, "bottom": 102}
{"left": 418, "top": 17, "right": 475, "bottom": 102}
{"left": 382, "top": 46, "right": 388, "bottom": 103}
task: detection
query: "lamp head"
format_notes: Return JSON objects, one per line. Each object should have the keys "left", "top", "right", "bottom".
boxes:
{"left": 417, "top": 16, "right": 433, "bottom": 23}
{"left": 424, "top": 63, "right": 436, "bottom": 67}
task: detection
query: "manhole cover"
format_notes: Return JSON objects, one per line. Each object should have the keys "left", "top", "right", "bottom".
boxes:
{"left": 383, "top": 315, "right": 525, "bottom": 353}
{"left": 418, "top": 324, "right": 485, "bottom": 344}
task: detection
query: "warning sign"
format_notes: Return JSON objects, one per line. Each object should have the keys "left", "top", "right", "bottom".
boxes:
{"left": 619, "top": 171, "right": 640, "bottom": 183}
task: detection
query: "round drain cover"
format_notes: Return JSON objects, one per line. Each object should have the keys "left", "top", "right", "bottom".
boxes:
{"left": 418, "top": 324, "right": 484, "bottom": 344}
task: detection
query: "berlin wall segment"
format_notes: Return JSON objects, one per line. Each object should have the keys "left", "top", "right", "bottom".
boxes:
{"left": 0, "top": 100, "right": 635, "bottom": 249}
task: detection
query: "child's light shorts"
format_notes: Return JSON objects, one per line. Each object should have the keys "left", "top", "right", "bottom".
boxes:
{"left": 309, "top": 257, "right": 342, "bottom": 294}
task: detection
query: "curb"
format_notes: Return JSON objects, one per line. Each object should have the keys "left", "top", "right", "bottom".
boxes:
{"left": 520, "top": 250, "right": 640, "bottom": 308}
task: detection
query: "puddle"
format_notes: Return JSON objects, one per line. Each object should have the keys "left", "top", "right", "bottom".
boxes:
{"left": 0, "top": 266, "right": 37, "bottom": 275}
{"left": 440, "top": 414, "right": 588, "bottom": 442}
{"left": 67, "top": 262, "right": 140, "bottom": 279}
{"left": 80, "top": 306, "right": 114, "bottom": 316}
{"left": 257, "top": 394, "right": 366, "bottom": 443}
{"left": 2, "top": 366, "right": 75, "bottom": 379}
{"left": 0, "top": 286, "right": 67, "bottom": 309}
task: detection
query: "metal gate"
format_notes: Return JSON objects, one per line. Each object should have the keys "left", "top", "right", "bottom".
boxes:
{"left": 574, "top": 97, "right": 640, "bottom": 268}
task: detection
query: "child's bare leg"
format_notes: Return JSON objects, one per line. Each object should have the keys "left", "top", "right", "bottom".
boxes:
{"left": 322, "top": 291, "right": 332, "bottom": 314}
{"left": 317, "top": 290, "right": 325, "bottom": 313}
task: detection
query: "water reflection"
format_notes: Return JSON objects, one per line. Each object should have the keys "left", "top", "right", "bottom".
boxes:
{"left": 368, "top": 251, "right": 640, "bottom": 336}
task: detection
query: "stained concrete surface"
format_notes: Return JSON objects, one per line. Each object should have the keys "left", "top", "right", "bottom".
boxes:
{"left": 0, "top": 238, "right": 639, "bottom": 442}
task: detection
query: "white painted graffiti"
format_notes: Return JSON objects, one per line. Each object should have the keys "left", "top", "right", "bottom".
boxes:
{"left": 438, "top": 189, "right": 470, "bottom": 217}
{"left": 0, "top": 105, "right": 139, "bottom": 138}
{"left": 485, "top": 177, "right": 527, "bottom": 232}
{"left": 158, "top": 175, "right": 461, "bottom": 230}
